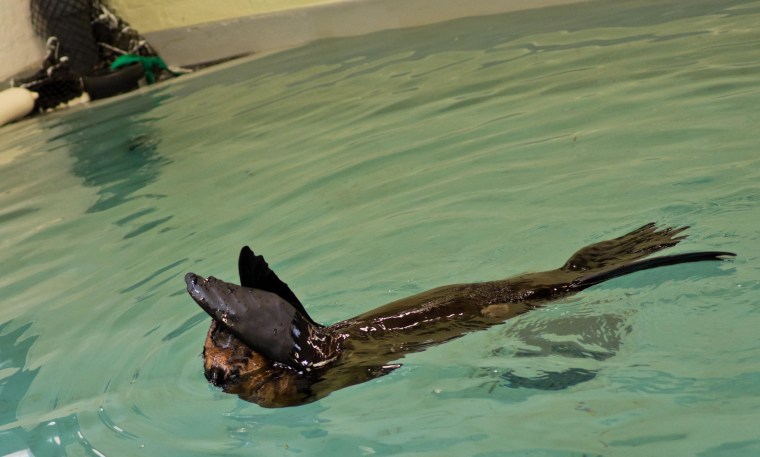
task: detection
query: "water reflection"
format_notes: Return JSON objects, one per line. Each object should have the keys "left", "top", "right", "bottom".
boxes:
{"left": 0, "top": 414, "right": 105, "bottom": 457}
{"left": 0, "top": 321, "right": 39, "bottom": 428}
{"left": 500, "top": 367, "right": 599, "bottom": 391}
{"left": 50, "top": 94, "right": 170, "bottom": 213}
{"left": 445, "top": 311, "right": 632, "bottom": 400}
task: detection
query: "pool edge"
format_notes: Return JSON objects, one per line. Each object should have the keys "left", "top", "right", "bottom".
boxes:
{"left": 142, "top": 0, "right": 592, "bottom": 68}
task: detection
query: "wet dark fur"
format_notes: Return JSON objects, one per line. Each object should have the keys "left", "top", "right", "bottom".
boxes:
{"left": 203, "top": 321, "right": 309, "bottom": 405}
{"left": 189, "top": 224, "right": 734, "bottom": 407}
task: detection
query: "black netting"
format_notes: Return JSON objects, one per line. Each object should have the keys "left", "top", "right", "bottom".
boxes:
{"left": 30, "top": 0, "right": 99, "bottom": 76}
{"left": 16, "top": 1, "right": 168, "bottom": 113}
{"left": 26, "top": 78, "right": 84, "bottom": 112}
{"left": 14, "top": 38, "right": 84, "bottom": 112}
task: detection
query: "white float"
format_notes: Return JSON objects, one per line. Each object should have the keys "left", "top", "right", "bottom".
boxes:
{"left": 0, "top": 87, "right": 38, "bottom": 127}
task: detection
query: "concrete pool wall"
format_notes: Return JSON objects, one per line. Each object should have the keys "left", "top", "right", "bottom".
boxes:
{"left": 116, "top": 0, "right": 591, "bottom": 67}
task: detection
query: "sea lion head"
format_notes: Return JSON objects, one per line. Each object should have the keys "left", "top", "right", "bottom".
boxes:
{"left": 203, "top": 320, "right": 316, "bottom": 407}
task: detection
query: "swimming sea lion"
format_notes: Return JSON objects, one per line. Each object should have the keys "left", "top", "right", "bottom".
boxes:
{"left": 185, "top": 223, "right": 735, "bottom": 407}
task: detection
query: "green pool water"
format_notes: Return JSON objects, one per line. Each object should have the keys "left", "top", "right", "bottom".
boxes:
{"left": 1, "top": 0, "right": 759, "bottom": 455}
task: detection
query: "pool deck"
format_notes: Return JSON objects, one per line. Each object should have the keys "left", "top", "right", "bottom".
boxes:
{"left": 137, "top": 0, "right": 591, "bottom": 68}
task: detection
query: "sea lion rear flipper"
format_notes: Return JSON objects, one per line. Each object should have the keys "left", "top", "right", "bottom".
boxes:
{"left": 238, "top": 246, "right": 321, "bottom": 327}
{"left": 572, "top": 251, "right": 736, "bottom": 289}
{"left": 561, "top": 223, "right": 689, "bottom": 272}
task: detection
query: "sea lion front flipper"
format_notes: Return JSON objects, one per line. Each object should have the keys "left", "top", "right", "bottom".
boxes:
{"left": 186, "top": 273, "right": 341, "bottom": 371}
{"left": 238, "top": 247, "right": 321, "bottom": 327}
{"left": 561, "top": 223, "right": 689, "bottom": 273}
